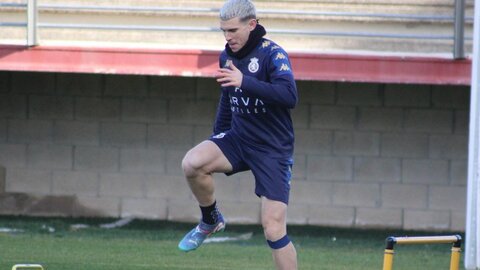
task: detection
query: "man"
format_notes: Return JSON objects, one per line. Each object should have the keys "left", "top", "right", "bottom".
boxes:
{"left": 178, "top": 0, "right": 298, "bottom": 269}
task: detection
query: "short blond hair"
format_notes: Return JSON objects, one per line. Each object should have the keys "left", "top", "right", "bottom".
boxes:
{"left": 220, "top": 0, "right": 256, "bottom": 22}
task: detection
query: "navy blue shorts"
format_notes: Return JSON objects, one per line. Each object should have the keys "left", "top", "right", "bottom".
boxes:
{"left": 209, "top": 132, "right": 294, "bottom": 204}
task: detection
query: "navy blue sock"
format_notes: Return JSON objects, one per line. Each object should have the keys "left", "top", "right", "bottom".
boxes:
{"left": 200, "top": 201, "right": 219, "bottom": 225}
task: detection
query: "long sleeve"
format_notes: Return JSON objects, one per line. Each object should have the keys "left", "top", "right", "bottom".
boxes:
{"left": 240, "top": 49, "right": 297, "bottom": 109}
{"left": 241, "top": 75, "right": 297, "bottom": 108}
{"left": 213, "top": 88, "right": 232, "bottom": 135}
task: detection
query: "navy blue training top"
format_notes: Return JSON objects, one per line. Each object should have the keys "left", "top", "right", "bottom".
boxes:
{"left": 213, "top": 38, "right": 297, "bottom": 158}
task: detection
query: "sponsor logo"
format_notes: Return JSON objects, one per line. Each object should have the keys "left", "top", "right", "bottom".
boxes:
{"left": 279, "top": 63, "right": 291, "bottom": 71}
{"left": 275, "top": 52, "right": 286, "bottom": 60}
{"left": 230, "top": 94, "right": 267, "bottom": 114}
{"left": 212, "top": 133, "right": 226, "bottom": 139}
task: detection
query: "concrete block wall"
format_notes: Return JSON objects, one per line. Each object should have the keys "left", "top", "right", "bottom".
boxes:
{"left": 291, "top": 82, "right": 469, "bottom": 231}
{"left": 0, "top": 71, "right": 469, "bottom": 231}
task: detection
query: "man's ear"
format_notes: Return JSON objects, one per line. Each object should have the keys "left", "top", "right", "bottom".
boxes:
{"left": 248, "top": 18, "right": 257, "bottom": 30}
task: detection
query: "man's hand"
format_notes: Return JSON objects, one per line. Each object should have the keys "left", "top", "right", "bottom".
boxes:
{"left": 216, "top": 62, "right": 243, "bottom": 88}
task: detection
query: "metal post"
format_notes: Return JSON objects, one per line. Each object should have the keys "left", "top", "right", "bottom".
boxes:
{"left": 27, "top": 0, "right": 38, "bottom": 46}
{"left": 453, "top": 0, "right": 465, "bottom": 59}
{"left": 382, "top": 249, "right": 394, "bottom": 270}
{"left": 382, "top": 237, "right": 396, "bottom": 270}
{"left": 451, "top": 247, "right": 462, "bottom": 270}
{"left": 465, "top": 0, "right": 480, "bottom": 268}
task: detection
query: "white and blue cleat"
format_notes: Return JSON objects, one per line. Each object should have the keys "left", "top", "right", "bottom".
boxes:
{"left": 178, "top": 215, "right": 226, "bottom": 252}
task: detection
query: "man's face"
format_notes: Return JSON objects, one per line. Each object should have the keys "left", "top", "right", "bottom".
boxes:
{"left": 220, "top": 17, "right": 256, "bottom": 52}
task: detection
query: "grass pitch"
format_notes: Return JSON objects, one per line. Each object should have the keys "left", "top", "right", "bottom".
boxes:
{"left": 0, "top": 216, "right": 463, "bottom": 270}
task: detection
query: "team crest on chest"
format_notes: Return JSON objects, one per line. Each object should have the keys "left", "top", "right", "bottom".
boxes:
{"left": 248, "top": 57, "right": 259, "bottom": 73}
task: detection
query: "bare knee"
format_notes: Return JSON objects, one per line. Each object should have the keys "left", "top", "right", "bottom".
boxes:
{"left": 262, "top": 215, "right": 286, "bottom": 241}
{"left": 182, "top": 141, "right": 232, "bottom": 179}
{"left": 181, "top": 151, "right": 206, "bottom": 179}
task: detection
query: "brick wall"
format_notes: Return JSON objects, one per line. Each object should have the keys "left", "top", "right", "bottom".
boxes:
{"left": 0, "top": 71, "right": 469, "bottom": 231}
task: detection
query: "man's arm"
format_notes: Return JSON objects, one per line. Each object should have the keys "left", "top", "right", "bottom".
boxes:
{"left": 241, "top": 73, "right": 297, "bottom": 109}
{"left": 216, "top": 50, "right": 297, "bottom": 109}
{"left": 213, "top": 89, "right": 232, "bottom": 135}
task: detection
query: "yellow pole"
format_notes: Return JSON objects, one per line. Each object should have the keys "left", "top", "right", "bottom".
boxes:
{"left": 394, "top": 236, "right": 460, "bottom": 245}
{"left": 449, "top": 247, "right": 461, "bottom": 270}
{"left": 382, "top": 249, "right": 394, "bottom": 270}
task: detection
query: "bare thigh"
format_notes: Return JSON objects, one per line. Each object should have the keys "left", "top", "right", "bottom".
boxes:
{"left": 183, "top": 140, "right": 233, "bottom": 175}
